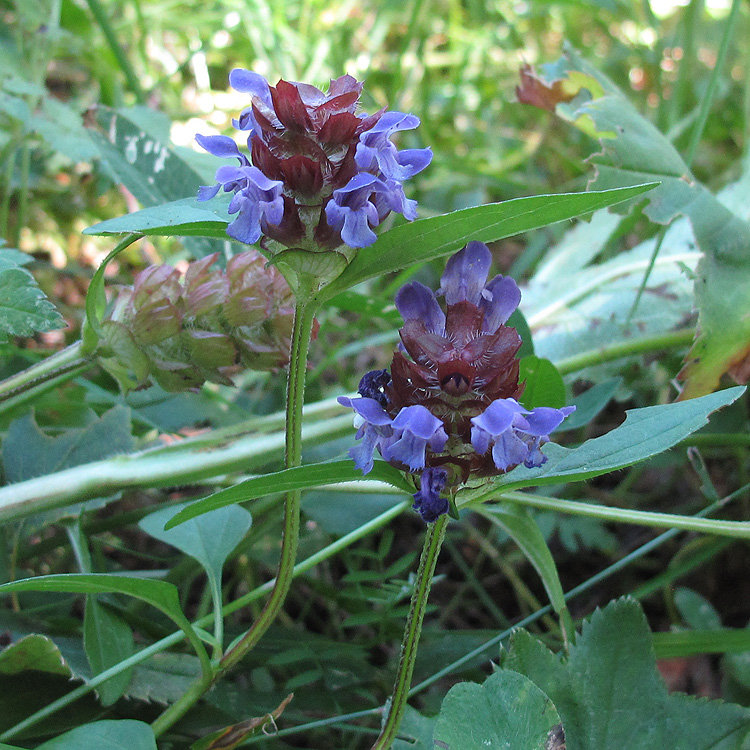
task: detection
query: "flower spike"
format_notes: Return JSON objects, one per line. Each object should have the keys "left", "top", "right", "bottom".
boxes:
{"left": 339, "top": 242, "right": 575, "bottom": 522}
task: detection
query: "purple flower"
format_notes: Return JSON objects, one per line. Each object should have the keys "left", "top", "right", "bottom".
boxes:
{"left": 470, "top": 399, "right": 575, "bottom": 471}
{"left": 412, "top": 467, "right": 449, "bottom": 523}
{"left": 355, "top": 111, "right": 433, "bottom": 182}
{"left": 337, "top": 396, "right": 394, "bottom": 475}
{"left": 325, "top": 172, "right": 389, "bottom": 248}
{"left": 382, "top": 405, "right": 448, "bottom": 471}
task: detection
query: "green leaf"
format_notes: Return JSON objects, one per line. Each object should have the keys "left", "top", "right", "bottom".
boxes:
{"left": 83, "top": 196, "right": 231, "bottom": 238}
{"left": 166, "top": 460, "right": 412, "bottom": 528}
{"left": 392, "top": 707, "right": 436, "bottom": 750}
{"left": 127, "top": 653, "right": 203, "bottom": 705}
{"left": 35, "top": 720, "right": 157, "bottom": 750}
{"left": 433, "top": 669, "right": 562, "bottom": 750}
{"left": 475, "top": 386, "right": 744, "bottom": 496}
{"left": 0, "top": 255, "right": 65, "bottom": 343}
{"left": 0, "top": 634, "right": 73, "bottom": 677}
{"left": 501, "top": 598, "right": 750, "bottom": 750}
{"left": 530, "top": 48, "right": 750, "bottom": 398}
{"left": 0, "top": 574, "right": 207, "bottom": 675}
{"left": 84, "top": 599, "right": 135, "bottom": 706}
{"left": 139, "top": 503, "right": 252, "bottom": 594}
{"left": 1, "top": 406, "right": 134, "bottom": 483}
{"left": 518, "top": 355, "right": 566, "bottom": 409}
{"left": 321, "top": 184, "right": 658, "bottom": 300}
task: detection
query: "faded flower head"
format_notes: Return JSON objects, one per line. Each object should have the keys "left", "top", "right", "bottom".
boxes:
{"left": 100, "top": 249, "right": 305, "bottom": 392}
{"left": 196, "top": 71, "right": 431, "bottom": 255}
{"left": 338, "top": 241, "right": 574, "bottom": 522}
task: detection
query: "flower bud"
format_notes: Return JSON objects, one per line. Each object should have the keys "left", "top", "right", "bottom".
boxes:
{"left": 100, "top": 250, "right": 302, "bottom": 392}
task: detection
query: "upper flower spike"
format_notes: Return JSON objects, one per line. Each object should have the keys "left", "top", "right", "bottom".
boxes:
{"left": 196, "top": 70, "right": 431, "bottom": 253}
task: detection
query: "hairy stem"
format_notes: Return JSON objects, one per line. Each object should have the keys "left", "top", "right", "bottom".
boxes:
{"left": 220, "top": 299, "right": 316, "bottom": 668}
{"left": 149, "top": 299, "right": 317, "bottom": 736}
{"left": 371, "top": 514, "right": 449, "bottom": 750}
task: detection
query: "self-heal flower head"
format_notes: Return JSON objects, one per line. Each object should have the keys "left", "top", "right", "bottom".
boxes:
{"left": 196, "top": 70, "right": 431, "bottom": 259}
{"left": 339, "top": 242, "right": 575, "bottom": 522}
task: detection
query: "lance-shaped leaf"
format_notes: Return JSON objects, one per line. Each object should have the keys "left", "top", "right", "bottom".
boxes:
{"left": 35, "top": 720, "right": 157, "bottom": 750}
{"left": 166, "top": 459, "right": 411, "bottom": 528}
{"left": 519, "top": 47, "right": 750, "bottom": 398}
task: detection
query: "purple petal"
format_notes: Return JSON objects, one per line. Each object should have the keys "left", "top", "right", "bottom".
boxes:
{"left": 338, "top": 396, "right": 393, "bottom": 426}
{"left": 226, "top": 197, "right": 262, "bottom": 244}
{"left": 480, "top": 275, "right": 521, "bottom": 331}
{"left": 197, "top": 183, "right": 221, "bottom": 201}
{"left": 392, "top": 405, "right": 445, "bottom": 439}
{"left": 471, "top": 398, "right": 526, "bottom": 438}
{"left": 491, "top": 431, "right": 529, "bottom": 471}
{"left": 195, "top": 134, "right": 241, "bottom": 159}
{"left": 229, "top": 69, "right": 272, "bottom": 106}
{"left": 395, "top": 282, "right": 446, "bottom": 334}
{"left": 522, "top": 405, "right": 575, "bottom": 436}
{"left": 440, "top": 241, "right": 492, "bottom": 305}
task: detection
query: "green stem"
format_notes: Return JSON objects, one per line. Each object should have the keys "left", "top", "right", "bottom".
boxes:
{"left": 500, "top": 491, "right": 750, "bottom": 540}
{"left": 149, "top": 300, "right": 317, "bottom": 736}
{"left": 0, "top": 143, "right": 16, "bottom": 239}
{"left": 83, "top": 0, "right": 147, "bottom": 104}
{"left": 371, "top": 514, "right": 449, "bottom": 750}
{"left": 0, "top": 412, "right": 354, "bottom": 523}
{"left": 219, "top": 300, "right": 316, "bottom": 669}
{"left": 554, "top": 328, "right": 695, "bottom": 375}
{"left": 0, "top": 341, "right": 91, "bottom": 405}
{"left": 684, "top": 0, "right": 742, "bottom": 167}
{"left": 13, "top": 142, "right": 31, "bottom": 247}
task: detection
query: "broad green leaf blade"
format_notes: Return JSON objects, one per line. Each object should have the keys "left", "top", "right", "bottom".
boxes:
{"left": 0, "top": 263, "right": 65, "bottom": 343}
{"left": 36, "top": 720, "right": 157, "bottom": 750}
{"left": 518, "top": 356, "right": 566, "bottom": 409}
{"left": 484, "top": 505, "right": 572, "bottom": 641}
{"left": 501, "top": 598, "right": 750, "bottom": 750}
{"left": 321, "top": 184, "right": 657, "bottom": 300}
{"left": 166, "top": 460, "right": 412, "bottom": 528}
{"left": 139, "top": 504, "right": 252, "bottom": 588}
{"left": 84, "top": 599, "right": 135, "bottom": 706}
{"left": 525, "top": 48, "right": 750, "bottom": 398}
{"left": 1, "top": 406, "right": 135, "bottom": 483}
{"left": 83, "top": 197, "right": 232, "bottom": 238}
{"left": 433, "top": 669, "right": 562, "bottom": 750}
{"left": 471, "top": 386, "right": 744, "bottom": 497}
